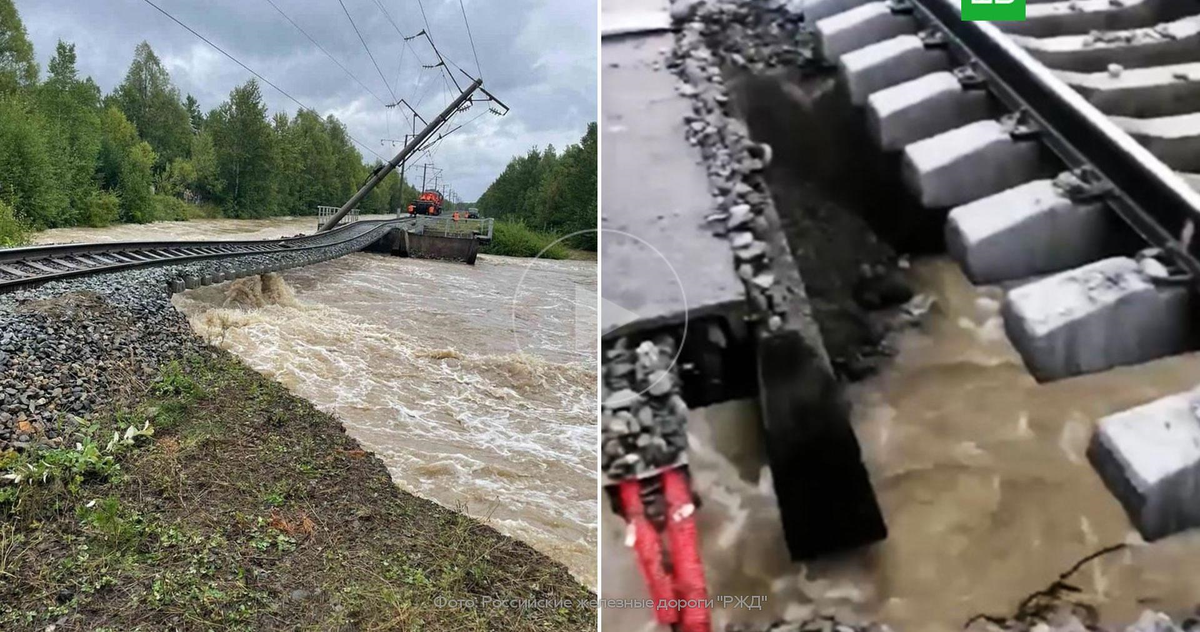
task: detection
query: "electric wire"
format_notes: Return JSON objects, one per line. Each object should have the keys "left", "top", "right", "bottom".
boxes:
{"left": 458, "top": 0, "right": 482, "bottom": 79}
{"left": 136, "top": 0, "right": 388, "bottom": 162}
{"left": 337, "top": 0, "right": 398, "bottom": 102}
{"left": 411, "top": 0, "right": 463, "bottom": 92}
{"left": 261, "top": 0, "right": 388, "bottom": 107}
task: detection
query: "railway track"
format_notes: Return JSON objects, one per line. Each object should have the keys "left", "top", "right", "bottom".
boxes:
{"left": 797, "top": 0, "right": 1200, "bottom": 542}
{"left": 0, "top": 218, "right": 414, "bottom": 295}
{"left": 808, "top": 0, "right": 1200, "bottom": 382}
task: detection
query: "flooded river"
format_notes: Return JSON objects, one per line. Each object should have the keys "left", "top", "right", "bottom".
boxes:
{"left": 602, "top": 258, "right": 1200, "bottom": 631}
{"left": 34, "top": 217, "right": 599, "bottom": 588}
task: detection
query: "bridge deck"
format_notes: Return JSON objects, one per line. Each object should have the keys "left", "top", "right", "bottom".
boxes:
{"left": 600, "top": 32, "right": 744, "bottom": 337}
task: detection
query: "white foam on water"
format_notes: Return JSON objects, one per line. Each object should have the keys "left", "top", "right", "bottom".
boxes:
{"left": 172, "top": 253, "right": 599, "bottom": 588}
{"left": 603, "top": 258, "right": 1200, "bottom": 632}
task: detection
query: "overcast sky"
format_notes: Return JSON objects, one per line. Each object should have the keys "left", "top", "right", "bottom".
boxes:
{"left": 14, "top": 0, "right": 597, "bottom": 201}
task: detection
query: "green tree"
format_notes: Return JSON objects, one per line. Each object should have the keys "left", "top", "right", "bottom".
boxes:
{"left": 476, "top": 123, "right": 597, "bottom": 250}
{"left": 184, "top": 94, "right": 204, "bottom": 132}
{"left": 189, "top": 129, "right": 221, "bottom": 200}
{"left": 271, "top": 111, "right": 302, "bottom": 214}
{"left": 0, "top": 98, "right": 59, "bottom": 227}
{"left": 207, "top": 80, "right": 276, "bottom": 217}
{"left": 111, "top": 42, "right": 192, "bottom": 168}
{"left": 0, "top": 0, "right": 36, "bottom": 94}
{"left": 38, "top": 40, "right": 103, "bottom": 226}
{"left": 533, "top": 123, "right": 596, "bottom": 247}
{"left": 98, "top": 106, "right": 156, "bottom": 223}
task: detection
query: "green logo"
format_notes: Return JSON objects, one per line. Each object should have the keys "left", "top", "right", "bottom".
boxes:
{"left": 961, "top": 0, "right": 1025, "bottom": 21}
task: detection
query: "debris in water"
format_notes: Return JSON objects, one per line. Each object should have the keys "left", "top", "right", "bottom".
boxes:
{"left": 963, "top": 544, "right": 1129, "bottom": 630}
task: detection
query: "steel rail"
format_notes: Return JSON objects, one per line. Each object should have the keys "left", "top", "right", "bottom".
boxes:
{"left": 0, "top": 219, "right": 401, "bottom": 264}
{"left": 908, "top": 0, "right": 1200, "bottom": 283}
{"left": 0, "top": 218, "right": 414, "bottom": 295}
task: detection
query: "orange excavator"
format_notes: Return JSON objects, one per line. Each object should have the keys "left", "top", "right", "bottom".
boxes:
{"left": 406, "top": 190, "right": 444, "bottom": 216}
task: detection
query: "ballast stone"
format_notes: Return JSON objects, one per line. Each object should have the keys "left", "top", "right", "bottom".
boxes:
{"left": 1090, "top": 386, "right": 1200, "bottom": 541}
{"left": 1002, "top": 257, "right": 1193, "bottom": 382}
{"left": 946, "top": 179, "right": 1111, "bottom": 284}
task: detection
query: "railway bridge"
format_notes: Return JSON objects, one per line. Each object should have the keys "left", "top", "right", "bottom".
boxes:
{"left": 0, "top": 215, "right": 494, "bottom": 297}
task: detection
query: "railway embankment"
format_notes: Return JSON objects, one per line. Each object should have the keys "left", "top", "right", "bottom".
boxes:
{"left": 0, "top": 260, "right": 595, "bottom": 630}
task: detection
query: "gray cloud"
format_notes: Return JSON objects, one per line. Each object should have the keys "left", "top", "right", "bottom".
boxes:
{"left": 15, "top": 0, "right": 597, "bottom": 201}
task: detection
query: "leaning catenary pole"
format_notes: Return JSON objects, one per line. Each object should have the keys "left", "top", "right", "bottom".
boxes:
{"left": 319, "top": 78, "right": 483, "bottom": 232}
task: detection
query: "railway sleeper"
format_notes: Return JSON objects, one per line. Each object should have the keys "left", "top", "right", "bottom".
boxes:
{"left": 995, "top": 0, "right": 1190, "bottom": 39}
{"left": 815, "top": 2, "right": 916, "bottom": 64}
{"left": 866, "top": 70, "right": 994, "bottom": 150}
{"left": 1010, "top": 14, "right": 1200, "bottom": 73}
{"left": 1112, "top": 111, "right": 1200, "bottom": 171}
{"left": 807, "top": 4, "right": 1200, "bottom": 386}
{"left": 23, "top": 260, "right": 64, "bottom": 274}
{"left": 839, "top": 34, "right": 949, "bottom": 105}
{"left": 945, "top": 177, "right": 1118, "bottom": 284}
{"left": 899, "top": 118, "right": 1048, "bottom": 208}
{"left": 813, "top": 0, "right": 1200, "bottom": 549}
{"left": 1002, "top": 256, "right": 1195, "bottom": 381}
{"left": 1059, "top": 61, "right": 1200, "bottom": 119}
{"left": 1089, "top": 385, "right": 1200, "bottom": 542}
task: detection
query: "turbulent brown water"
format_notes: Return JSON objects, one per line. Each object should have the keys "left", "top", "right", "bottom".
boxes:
{"left": 33, "top": 217, "right": 599, "bottom": 588}
{"left": 602, "top": 258, "right": 1200, "bottom": 631}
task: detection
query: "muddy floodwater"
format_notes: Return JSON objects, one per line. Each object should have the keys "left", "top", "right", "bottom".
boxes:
{"left": 603, "top": 258, "right": 1200, "bottom": 631}
{"left": 34, "top": 217, "right": 599, "bottom": 588}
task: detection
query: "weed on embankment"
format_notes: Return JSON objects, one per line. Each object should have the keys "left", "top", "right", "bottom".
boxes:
{"left": 479, "top": 220, "right": 570, "bottom": 259}
{"left": 0, "top": 352, "right": 595, "bottom": 631}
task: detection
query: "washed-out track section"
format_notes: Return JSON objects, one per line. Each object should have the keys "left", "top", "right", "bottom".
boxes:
{"left": 809, "top": 0, "right": 1200, "bottom": 547}
{"left": 0, "top": 218, "right": 414, "bottom": 296}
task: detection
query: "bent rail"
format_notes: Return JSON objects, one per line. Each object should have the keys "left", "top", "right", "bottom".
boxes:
{"left": 0, "top": 218, "right": 415, "bottom": 295}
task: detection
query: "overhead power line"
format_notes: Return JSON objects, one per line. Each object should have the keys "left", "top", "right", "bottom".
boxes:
{"left": 337, "top": 0, "right": 398, "bottom": 103}
{"left": 458, "top": 0, "right": 482, "bottom": 79}
{"left": 136, "top": 0, "right": 388, "bottom": 162}
{"left": 367, "top": 0, "right": 439, "bottom": 80}
{"left": 261, "top": 0, "right": 387, "bottom": 108}
{"left": 410, "top": 0, "right": 463, "bottom": 92}
{"left": 369, "top": 0, "right": 410, "bottom": 46}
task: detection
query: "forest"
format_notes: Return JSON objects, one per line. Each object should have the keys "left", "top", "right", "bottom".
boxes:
{"left": 0, "top": 0, "right": 598, "bottom": 255}
{"left": 475, "top": 123, "right": 598, "bottom": 251}
{"left": 0, "top": 0, "right": 414, "bottom": 246}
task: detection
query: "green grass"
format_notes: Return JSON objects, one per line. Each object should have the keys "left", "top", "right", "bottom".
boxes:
{"left": 480, "top": 220, "right": 569, "bottom": 259}
{"left": 0, "top": 352, "right": 594, "bottom": 631}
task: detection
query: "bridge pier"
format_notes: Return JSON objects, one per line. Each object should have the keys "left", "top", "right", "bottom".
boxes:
{"left": 368, "top": 226, "right": 480, "bottom": 265}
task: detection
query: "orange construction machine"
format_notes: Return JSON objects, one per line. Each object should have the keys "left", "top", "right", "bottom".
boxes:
{"left": 407, "top": 190, "right": 444, "bottom": 216}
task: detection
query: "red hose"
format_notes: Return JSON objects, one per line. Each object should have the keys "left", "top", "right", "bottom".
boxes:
{"left": 618, "top": 479, "right": 678, "bottom": 626}
{"left": 662, "top": 468, "right": 711, "bottom": 632}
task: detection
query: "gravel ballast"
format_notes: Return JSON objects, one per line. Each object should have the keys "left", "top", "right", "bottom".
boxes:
{"left": 0, "top": 223, "right": 390, "bottom": 451}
